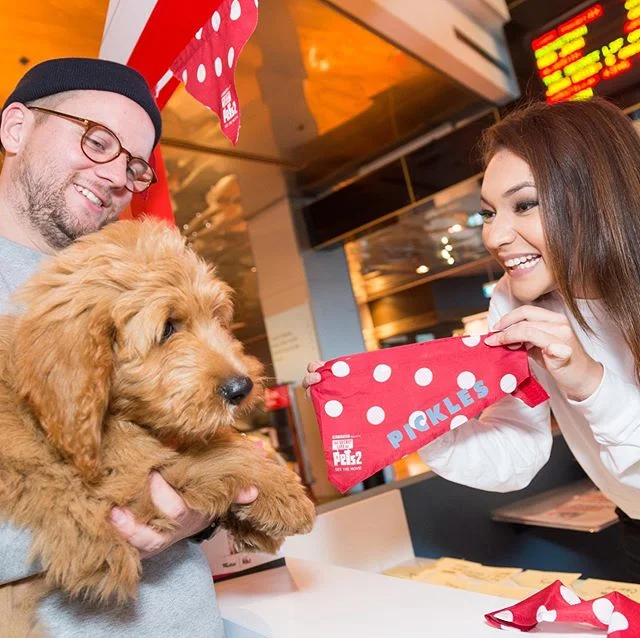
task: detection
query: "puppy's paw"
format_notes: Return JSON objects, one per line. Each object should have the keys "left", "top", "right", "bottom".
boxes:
{"left": 222, "top": 515, "right": 283, "bottom": 554}
{"left": 145, "top": 514, "right": 178, "bottom": 535}
{"left": 235, "top": 469, "right": 316, "bottom": 540}
{"left": 275, "top": 489, "right": 316, "bottom": 536}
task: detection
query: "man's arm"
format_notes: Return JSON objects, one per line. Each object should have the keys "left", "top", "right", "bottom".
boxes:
{"left": 0, "top": 521, "right": 43, "bottom": 585}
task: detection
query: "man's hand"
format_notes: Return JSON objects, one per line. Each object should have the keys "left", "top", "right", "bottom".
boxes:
{"left": 110, "top": 472, "right": 259, "bottom": 559}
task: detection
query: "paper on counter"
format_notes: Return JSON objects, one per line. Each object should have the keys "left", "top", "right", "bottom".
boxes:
{"left": 574, "top": 577, "right": 640, "bottom": 603}
{"left": 431, "top": 557, "right": 522, "bottom": 583}
{"left": 511, "top": 568, "right": 581, "bottom": 588}
{"left": 382, "top": 558, "right": 436, "bottom": 580}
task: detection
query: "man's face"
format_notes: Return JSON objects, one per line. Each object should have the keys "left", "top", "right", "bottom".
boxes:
{"left": 16, "top": 90, "right": 155, "bottom": 250}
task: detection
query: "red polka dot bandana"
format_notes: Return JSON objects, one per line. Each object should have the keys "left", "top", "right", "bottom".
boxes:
{"left": 310, "top": 334, "right": 548, "bottom": 493}
{"left": 168, "top": 0, "right": 259, "bottom": 144}
{"left": 486, "top": 580, "right": 640, "bottom": 635}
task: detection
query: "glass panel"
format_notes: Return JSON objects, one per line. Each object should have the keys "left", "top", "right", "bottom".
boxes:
{"left": 345, "top": 178, "right": 501, "bottom": 302}
{"left": 161, "top": 0, "right": 489, "bottom": 194}
{"left": 163, "top": 146, "right": 267, "bottom": 350}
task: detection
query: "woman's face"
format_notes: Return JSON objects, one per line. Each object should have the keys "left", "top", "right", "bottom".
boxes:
{"left": 480, "top": 149, "right": 557, "bottom": 302}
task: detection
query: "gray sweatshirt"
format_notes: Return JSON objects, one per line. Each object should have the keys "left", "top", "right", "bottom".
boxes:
{"left": 0, "top": 236, "right": 224, "bottom": 636}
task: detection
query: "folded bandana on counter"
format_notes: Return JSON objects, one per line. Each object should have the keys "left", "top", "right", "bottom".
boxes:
{"left": 486, "top": 580, "right": 640, "bottom": 635}
{"left": 310, "top": 334, "right": 549, "bottom": 493}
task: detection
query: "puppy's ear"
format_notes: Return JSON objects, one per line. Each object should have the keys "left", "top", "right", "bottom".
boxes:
{"left": 12, "top": 303, "right": 113, "bottom": 481}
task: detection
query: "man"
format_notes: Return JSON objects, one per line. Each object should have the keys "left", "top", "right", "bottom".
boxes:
{"left": 0, "top": 57, "right": 256, "bottom": 636}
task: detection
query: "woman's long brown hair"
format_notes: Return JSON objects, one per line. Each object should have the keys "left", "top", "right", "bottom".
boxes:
{"left": 481, "top": 98, "right": 640, "bottom": 381}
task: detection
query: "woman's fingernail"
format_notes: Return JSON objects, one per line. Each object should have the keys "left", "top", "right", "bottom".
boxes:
{"left": 484, "top": 335, "right": 498, "bottom": 346}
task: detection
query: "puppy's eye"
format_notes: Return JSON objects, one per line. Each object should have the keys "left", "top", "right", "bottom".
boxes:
{"left": 161, "top": 320, "right": 176, "bottom": 343}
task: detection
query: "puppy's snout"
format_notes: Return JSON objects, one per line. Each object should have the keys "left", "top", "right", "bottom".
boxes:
{"left": 218, "top": 376, "right": 254, "bottom": 406}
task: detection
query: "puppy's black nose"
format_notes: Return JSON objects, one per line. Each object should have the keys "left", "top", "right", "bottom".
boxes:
{"left": 218, "top": 376, "right": 254, "bottom": 406}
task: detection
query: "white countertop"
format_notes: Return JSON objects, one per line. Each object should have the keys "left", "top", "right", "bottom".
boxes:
{"left": 216, "top": 557, "right": 598, "bottom": 637}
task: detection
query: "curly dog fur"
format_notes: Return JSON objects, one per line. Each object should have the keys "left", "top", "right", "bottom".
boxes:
{"left": 0, "top": 219, "right": 315, "bottom": 634}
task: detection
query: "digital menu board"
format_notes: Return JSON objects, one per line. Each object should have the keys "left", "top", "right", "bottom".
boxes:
{"left": 530, "top": 1, "right": 640, "bottom": 103}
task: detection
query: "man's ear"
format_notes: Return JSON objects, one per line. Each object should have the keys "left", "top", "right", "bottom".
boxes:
{"left": 1, "top": 103, "right": 32, "bottom": 154}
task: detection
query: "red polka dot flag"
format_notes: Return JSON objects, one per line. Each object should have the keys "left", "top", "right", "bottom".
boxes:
{"left": 486, "top": 580, "right": 640, "bottom": 635}
{"left": 168, "top": 0, "right": 259, "bottom": 144}
{"left": 310, "top": 334, "right": 549, "bottom": 493}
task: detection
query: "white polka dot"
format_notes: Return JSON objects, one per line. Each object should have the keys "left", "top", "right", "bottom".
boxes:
{"left": 414, "top": 368, "right": 433, "bottom": 386}
{"left": 462, "top": 335, "right": 481, "bottom": 347}
{"left": 494, "top": 610, "right": 513, "bottom": 623}
{"left": 181, "top": 69, "right": 188, "bottom": 84}
{"left": 197, "top": 64, "right": 206, "bottom": 82}
{"left": 255, "top": 0, "right": 258, "bottom": 6}
{"left": 331, "top": 361, "right": 350, "bottom": 377}
{"left": 457, "top": 371, "right": 476, "bottom": 390}
{"left": 592, "top": 598, "right": 614, "bottom": 624}
{"left": 196, "top": 27, "right": 203, "bottom": 40}
{"left": 500, "top": 374, "right": 517, "bottom": 394}
{"left": 215, "top": 58, "right": 223, "bottom": 77}
{"left": 228, "top": 46, "right": 235, "bottom": 68}
{"left": 230, "top": 0, "right": 242, "bottom": 20}
{"left": 609, "top": 611, "right": 629, "bottom": 632}
{"left": 559, "top": 585, "right": 581, "bottom": 605}
{"left": 373, "top": 364, "right": 391, "bottom": 382}
{"left": 450, "top": 415, "right": 468, "bottom": 430}
{"left": 324, "top": 400, "right": 343, "bottom": 418}
{"left": 212, "top": 11, "right": 221, "bottom": 31}
{"left": 367, "top": 406, "right": 385, "bottom": 425}
{"left": 536, "top": 605, "right": 556, "bottom": 623}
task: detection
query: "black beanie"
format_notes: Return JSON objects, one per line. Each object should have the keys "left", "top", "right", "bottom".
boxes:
{"left": 2, "top": 58, "right": 162, "bottom": 147}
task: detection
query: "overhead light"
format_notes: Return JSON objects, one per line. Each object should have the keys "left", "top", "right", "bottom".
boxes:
{"left": 416, "top": 265, "right": 430, "bottom": 274}
{"left": 251, "top": 266, "right": 257, "bottom": 273}
{"left": 445, "top": 244, "right": 453, "bottom": 252}
{"left": 441, "top": 236, "right": 449, "bottom": 245}
{"left": 448, "top": 223, "right": 463, "bottom": 234}
{"left": 309, "top": 46, "right": 330, "bottom": 72}
{"left": 440, "top": 249, "right": 449, "bottom": 259}
{"left": 483, "top": 281, "right": 497, "bottom": 298}
{"left": 467, "top": 212, "right": 484, "bottom": 227}
{"left": 447, "top": 257, "right": 455, "bottom": 265}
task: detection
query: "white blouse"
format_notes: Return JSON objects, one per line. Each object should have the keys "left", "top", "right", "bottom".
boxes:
{"left": 419, "top": 275, "right": 640, "bottom": 518}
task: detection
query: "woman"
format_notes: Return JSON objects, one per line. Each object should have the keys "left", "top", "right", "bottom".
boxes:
{"left": 303, "top": 97, "right": 640, "bottom": 580}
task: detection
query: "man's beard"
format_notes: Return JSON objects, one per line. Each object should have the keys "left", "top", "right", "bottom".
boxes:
{"left": 16, "top": 158, "right": 111, "bottom": 251}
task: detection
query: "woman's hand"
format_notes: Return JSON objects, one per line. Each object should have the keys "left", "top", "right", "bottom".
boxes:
{"left": 302, "top": 361, "right": 325, "bottom": 398}
{"left": 110, "top": 472, "right": 258, "bottom": 558}
{"left": 484, "top": 305, "right": 603, "bottom": 402}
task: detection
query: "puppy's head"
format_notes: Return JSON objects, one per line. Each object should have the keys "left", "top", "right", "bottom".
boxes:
{"left": 12, "top": 219, "right": 263, "bottom": 481}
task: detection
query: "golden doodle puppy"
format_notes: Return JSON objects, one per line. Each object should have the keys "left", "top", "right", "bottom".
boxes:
{"left": 0, "top": 219, "right": 315, "bottom": 633}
